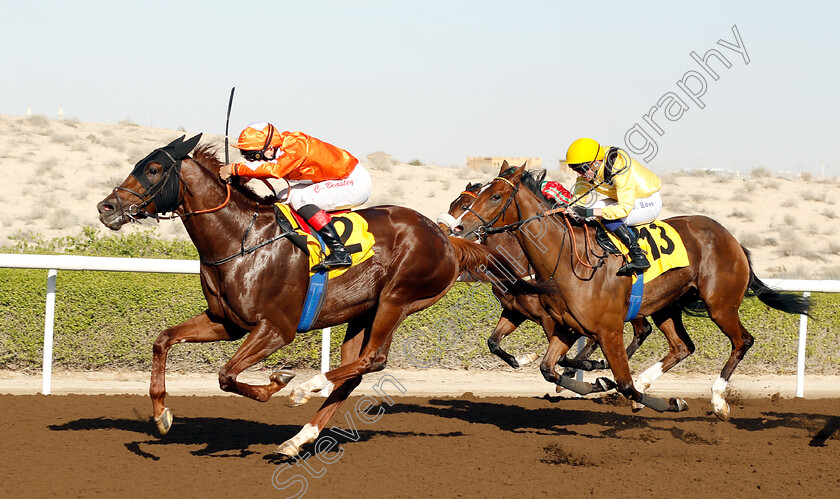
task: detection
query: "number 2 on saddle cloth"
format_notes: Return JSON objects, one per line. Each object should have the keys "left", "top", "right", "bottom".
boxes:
{"left": 274, "top": 203, "right": 377, "bottom": 278}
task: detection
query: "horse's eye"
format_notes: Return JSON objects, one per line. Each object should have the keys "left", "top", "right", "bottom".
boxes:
{"left": 492, "top": 194, "right": 502, "bottom": 201}
{"left": 148, "top": 168, "right": 159, "bottom": 175}
{"left": 461, "top": 205, "right": 469, "bottom": 210}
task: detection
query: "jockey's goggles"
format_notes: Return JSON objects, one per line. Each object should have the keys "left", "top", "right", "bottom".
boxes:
{"left": 569, "top": 162, "right": 591, "bottom": 175}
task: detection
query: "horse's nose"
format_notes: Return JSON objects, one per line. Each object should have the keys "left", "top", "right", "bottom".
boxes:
{"left": 452, "top": 225, "right": 464, "bottom": 236}
{"left": 97, "top": 199, "right": 115, "bottom": 214}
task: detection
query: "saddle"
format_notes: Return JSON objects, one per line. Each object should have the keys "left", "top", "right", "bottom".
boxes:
{"left": 594, "top": 222, "right": 624, "bottom": 255}
{"left": 273, "top": 203, "right": 376, "bottom": 278}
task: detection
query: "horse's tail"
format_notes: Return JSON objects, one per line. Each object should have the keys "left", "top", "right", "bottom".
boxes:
{"left": 743, "top": 246, "right": 811, "bottom": 316}
{"left": 447, "top": 236, "right": 537, "bottom": 294}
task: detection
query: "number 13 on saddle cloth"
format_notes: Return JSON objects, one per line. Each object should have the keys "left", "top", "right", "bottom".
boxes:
{"left": 606, "top": 220, "right": 690, "bottom": 283}
{"left": 275, "top": 203, "right": 377, "bottom": 278}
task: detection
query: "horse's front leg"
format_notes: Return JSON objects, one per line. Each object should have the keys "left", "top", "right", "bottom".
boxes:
{"left": 217, "top": 319, "right": 297, "bottom": 401}
{"left": 597, "top": 327, "right": 688, "bottom": 413}
{"left": 487, "top": 310, "right": 537, "bottom": 368}
{"left": 150, "top": 311, "right": 239, "bottom": 434}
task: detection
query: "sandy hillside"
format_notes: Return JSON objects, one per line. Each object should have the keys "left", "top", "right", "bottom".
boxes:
{"left": 0, "top": 114, "right": 838, "bottom": 279}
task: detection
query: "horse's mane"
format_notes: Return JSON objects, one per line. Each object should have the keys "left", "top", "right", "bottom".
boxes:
{"left": 192, "top": 144, "right": 224, "bottom": 172}
{"left": 519, "top": 169, "right": 557, "bottom": 208}
{"left": 190, "top": 144, "right": 278, "bottom": 205}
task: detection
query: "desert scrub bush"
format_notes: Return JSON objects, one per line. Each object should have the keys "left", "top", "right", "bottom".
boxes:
{"left": 730, "top": 208, "right": 752, "bottom": 221}
{"left": 46, "top": 209, "right": 76, "bottom": 231}
{"left": 408, "top": 159, "right": 423, "bottom": 166}
{"left": 387, "top": 185, "right": 405, "bottom": 200}
{"left": 118, "top": 118, "right": 138, "bottom": 127}
{"left": 803, "top": 190, "right": 829, "bottom": 203}
{"left": 24, "top": 114, "right": 51, "bottom": 129}
{"left": 750, "top": 167, "right": 771, "bottom": 178}
{"left": 50, "top": 132, "right": 76, "bottom": 145}
{"left": 737, "top": 232, "right": 765, "bottom": 248}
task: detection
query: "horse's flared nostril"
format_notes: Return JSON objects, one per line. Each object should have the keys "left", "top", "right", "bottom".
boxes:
{"left": 453, "top": 226, "right": 464, "bottom": 235}
{"left": 97, "top": 201, "right": 115, "bottom": 213}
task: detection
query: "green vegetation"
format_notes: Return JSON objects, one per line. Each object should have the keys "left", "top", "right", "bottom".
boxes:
{"left": 1, "top": 229, "right": 838, "bottom": 374}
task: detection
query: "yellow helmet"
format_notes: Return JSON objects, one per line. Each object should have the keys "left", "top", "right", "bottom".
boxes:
{"left": 231, "top": 121, "right": 282, "bottom": 151}
{"left": 565, "top": 138, "right": 605, "bottom": 167}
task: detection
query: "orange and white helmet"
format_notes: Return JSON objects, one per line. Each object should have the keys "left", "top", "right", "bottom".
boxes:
{"left": 230, "top": 121, "right": 282, "bottom": 155}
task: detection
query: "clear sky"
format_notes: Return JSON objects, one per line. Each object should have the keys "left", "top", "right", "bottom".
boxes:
{"left": 3, "top": 1, "right": 838, "bottom": 175}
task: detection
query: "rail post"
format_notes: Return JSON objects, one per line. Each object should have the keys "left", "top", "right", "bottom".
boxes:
{"left": 42, "top": 269, "right": 58, "bottom": 395}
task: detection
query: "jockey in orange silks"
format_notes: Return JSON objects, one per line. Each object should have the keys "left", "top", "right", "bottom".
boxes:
{"left": 220, "top": 122, "right": 371, "bottom": 271}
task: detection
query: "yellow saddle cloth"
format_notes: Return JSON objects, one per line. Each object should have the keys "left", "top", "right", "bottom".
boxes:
{"left": 274, "top": 203, "right": 376, "bottom": 278}
{"left": 605, "top": 220, "right": 690, "bottom": 283}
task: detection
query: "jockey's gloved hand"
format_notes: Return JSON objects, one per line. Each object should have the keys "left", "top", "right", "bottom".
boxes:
{"left": 565, "top": 207, "right": 583, "bottom": 222}
{"left": 572, "top": 205, "right": 596, "bottom": 220}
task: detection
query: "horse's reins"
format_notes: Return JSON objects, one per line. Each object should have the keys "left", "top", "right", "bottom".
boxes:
{"left": 475, "top": 174, "right": 607, "bottom": 279}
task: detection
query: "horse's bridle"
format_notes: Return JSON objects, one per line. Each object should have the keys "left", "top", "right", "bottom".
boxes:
{"left": 462, "top": 176, "right": 521, "bottom": 242}
{"left": 109, "top": 148, "right": 231, "bottom": 223}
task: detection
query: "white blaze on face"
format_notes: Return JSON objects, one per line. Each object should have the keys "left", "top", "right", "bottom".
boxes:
{"left": 636, "top": 362, "right": 664, "bottom": 393}
{"left": 711, "top": 376, "right": 728, "bottom": 412}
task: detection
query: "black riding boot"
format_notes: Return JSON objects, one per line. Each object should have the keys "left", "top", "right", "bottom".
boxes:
{"left": 610, "top": 223, "right": 650, "bottom": 276}
{"left": 312, "top": 221, "right": 353, "bottom": 272}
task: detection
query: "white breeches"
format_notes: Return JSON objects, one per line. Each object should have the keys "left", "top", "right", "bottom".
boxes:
{"left": 281, "top": 165, "right": 372, "bottom": 211}
{"left": 592, "top": 191, "right": 662, "bottom": 226}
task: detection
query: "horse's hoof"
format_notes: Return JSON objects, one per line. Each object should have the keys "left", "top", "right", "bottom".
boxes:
{"left": 154, "top": 408, "right": 173, "bottom": 435}
{"left": 274, "top": 442, "right": 299, "bottom": 457}
{"left": 631, "top": 400, "right": 645, "bottom": 412}
{"left": 288, "top": 388, "right": 310, "bottom": 407}
{"left": 270, "top": 370, "right": 296, "bottom": 387}
{"left": 515, "top": 352, "right": 540, "bottom": 367}
{"left": 670, "top": 397, "right": 689, "bottom": 412}
{"left": 595, "top": 377, "right": 617, "bottom": 392}
{"left": 713, "top": 401, "right": 731, "bottom": 421}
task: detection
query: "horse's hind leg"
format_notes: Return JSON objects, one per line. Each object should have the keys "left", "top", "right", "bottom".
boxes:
{"left": 625, "top": 317, "right": 654, "bottom": 360}
{"left": 217, "top": 319, "right": 297, "bottom": 402}
{"left": 706, "top": 307, "right": 754, "bottom": 421}
{"left": 150, "top": 311, "right": 240, "bottom": 434}
{"left": 560, "top": 317, "right": 652, "bottom": 376}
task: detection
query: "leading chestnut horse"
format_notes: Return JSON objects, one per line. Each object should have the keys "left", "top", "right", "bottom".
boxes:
{"left": 452, "top": 162, "right": 810, "bottom": 419}
{"left": 96, "top": 135, "right": 521, "bottom": 456}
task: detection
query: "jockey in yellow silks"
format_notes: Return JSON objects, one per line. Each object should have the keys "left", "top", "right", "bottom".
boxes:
{"left": 565, "top": 137, "right": 662, "bottom": 276}
{"left": 220, "top": 122, "right": 371, "bottom": 271}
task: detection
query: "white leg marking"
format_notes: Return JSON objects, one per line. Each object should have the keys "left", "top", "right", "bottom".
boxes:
{"left": 636, "top": 362, "right": 664, "bottom": 393}
{"left": 632, "top": 362, "right": 663, "bottom": 411}
{"left": 290, "top": 373, "right": 335, "bottom": 406}
{"left": 276, "top": 423, "right": 320, "bottom": 456}
{"left": 711, "top": 376, "right": 729, "bottom": 414}
{"left": 515, "top": 352, "right": 540, "bottom": 366}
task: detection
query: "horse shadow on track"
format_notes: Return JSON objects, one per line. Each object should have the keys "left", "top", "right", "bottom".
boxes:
{"left": 48, "top": 416, "right": 302, "bottom": 460}
{"left": 386, "top": 396, "right": 840, "bottom": 445}
{"left": 48, "top": 416, "right": 465, "bottom": 462}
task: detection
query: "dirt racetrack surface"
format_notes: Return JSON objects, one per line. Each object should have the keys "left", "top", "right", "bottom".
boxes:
{"left": 3, "top": 389, "right": 840, "bottom": 498}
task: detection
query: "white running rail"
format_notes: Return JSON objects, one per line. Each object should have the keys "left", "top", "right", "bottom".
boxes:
{"left": 0, "top": 254, "right": 837, "bottom": 397}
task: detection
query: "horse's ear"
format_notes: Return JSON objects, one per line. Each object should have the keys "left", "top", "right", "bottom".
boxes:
{"left": 166, "top": 135, "right": 186, "bottom": 148}
{"left": 175, "top": 133, "right": 203, "bottom": 158}
{"left": 498, "top": 160, "right": 510, "bottom": 175}
{"left": 509, "top": 162, "right": 527, "bottom": 182}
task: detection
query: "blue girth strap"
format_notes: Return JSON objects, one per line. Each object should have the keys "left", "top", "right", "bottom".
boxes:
{"left": 296, "top": 230, "right": 329, "bottom": 333}
{"left": 625, "top": 276, "right": 644, "bottom": 322}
